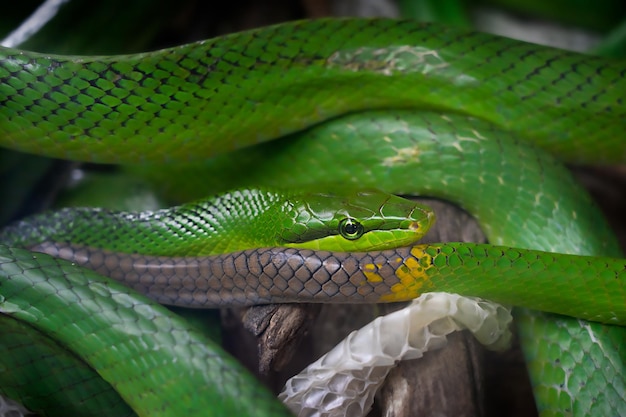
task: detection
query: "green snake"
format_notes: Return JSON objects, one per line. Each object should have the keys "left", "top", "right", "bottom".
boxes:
{"left": 0, "top": 188, "right": 432, "bottom": 254}
{"left": 0, "top": 17, "right": 625, "bottom": 416}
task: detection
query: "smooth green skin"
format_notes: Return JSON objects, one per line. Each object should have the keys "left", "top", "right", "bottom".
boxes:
{"left": 0, "top": 19, "right": 624, "bottom": 165}
{"left": 0, "top": 18, "right": 625, "bottom": 416}
{"left": 0, "top": 188, "right": 432, "bottom": 256}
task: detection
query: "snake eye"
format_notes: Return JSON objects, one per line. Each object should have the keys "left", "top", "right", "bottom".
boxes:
{"left": 339, "top": 218, "right": 364, "bottom": 240}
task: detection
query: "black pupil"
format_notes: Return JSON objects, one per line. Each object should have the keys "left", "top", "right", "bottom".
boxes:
{"left": 345, "top": 221, "right": 359, "bottom": 235}
{"left": 345, "top": 222, "right": 358, "bottom": 235}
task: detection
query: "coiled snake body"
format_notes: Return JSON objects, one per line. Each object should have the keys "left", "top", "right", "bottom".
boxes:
{"left": 0, "top": 18, "right": 625, "bottom": 417}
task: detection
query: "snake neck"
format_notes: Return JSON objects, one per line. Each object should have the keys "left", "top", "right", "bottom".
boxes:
{"left": 0, "top": 188, "right": 297, "bottom": 256}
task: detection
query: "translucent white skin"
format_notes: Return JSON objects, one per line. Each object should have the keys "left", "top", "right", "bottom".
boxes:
{"left": 279, "top": 292, "right": 513, "bottom": 417}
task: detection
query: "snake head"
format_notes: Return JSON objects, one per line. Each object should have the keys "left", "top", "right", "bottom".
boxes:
{"left": 1, "top": 188, "right": 434, "bottom": 257}
{"left": 280, "top": 189, "right": 435, "bottom": 252}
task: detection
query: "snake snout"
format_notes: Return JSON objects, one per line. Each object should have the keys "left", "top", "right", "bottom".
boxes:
{"left": 407, "top": 208, "right": 435, "bottom": 236}
{"left": 408, "top": 221, "right": 422, "bottom": 231}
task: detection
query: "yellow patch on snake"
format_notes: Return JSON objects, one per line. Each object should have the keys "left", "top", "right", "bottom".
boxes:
{"left": 363, "top": 263, "right": 384, "bottom": 283}
{"left": 379, "top": 246, "right": 434, "bottom": 302}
